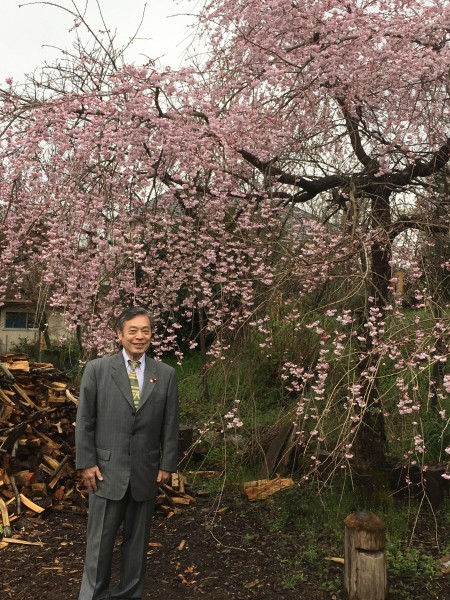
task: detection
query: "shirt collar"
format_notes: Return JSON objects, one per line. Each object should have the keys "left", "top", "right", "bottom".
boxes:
{"left": 122, "top": 348, "right": 146, "bottom": 369}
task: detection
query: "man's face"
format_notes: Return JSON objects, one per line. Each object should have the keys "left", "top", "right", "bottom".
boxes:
{"left": 117, "top": 315, "right": 151, "bottom": 360}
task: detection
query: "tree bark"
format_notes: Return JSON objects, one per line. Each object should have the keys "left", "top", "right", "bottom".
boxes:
{"left": 352, "top": 191, "right": 392, "bottom": 486}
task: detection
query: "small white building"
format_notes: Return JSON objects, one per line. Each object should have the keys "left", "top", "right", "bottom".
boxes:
{"left": 0, "top": 299, "right": 67, "bottom": 355}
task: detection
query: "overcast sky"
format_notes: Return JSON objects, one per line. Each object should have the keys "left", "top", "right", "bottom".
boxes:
{"left": 1, "top": 0, "right": 203, "bottom": 82}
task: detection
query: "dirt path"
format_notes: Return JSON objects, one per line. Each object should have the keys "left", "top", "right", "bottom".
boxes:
{"left": 1, "top": 494, "right": 333, "bottom": 600}
{"left": 1, "top": 493, "right": 449, "bottom": 599}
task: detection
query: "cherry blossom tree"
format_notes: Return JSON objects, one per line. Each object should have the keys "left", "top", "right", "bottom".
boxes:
{"left": 193, "top": 0, "right": 450, "bottom": 485}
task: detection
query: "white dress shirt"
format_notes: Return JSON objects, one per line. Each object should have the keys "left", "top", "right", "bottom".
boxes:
{"left": 122, "top": 349, "right": 146, "bottom": 394}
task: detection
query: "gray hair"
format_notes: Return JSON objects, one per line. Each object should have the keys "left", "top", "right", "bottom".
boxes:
{"left": 115, "top": 307, "right": 154, "bottom": 332}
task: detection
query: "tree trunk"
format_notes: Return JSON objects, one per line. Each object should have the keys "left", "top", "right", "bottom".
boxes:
{"left": 352, "top": 192, "right": 391, "bottom": 488}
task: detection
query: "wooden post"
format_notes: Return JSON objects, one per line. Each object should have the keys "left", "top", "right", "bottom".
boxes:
{"left": 344, "top": 511, "right": 387, "bottom": 600}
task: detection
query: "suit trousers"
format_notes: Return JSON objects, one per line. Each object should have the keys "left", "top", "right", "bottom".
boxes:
{"left": 78, "top": 487, "right": 155, "bottom": 600}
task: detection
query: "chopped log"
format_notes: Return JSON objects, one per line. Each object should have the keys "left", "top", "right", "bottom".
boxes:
{"left": 161, "top": 483, "right": 175, "bottom": 494}
{"left": 243, "top": 477, "right": 294, "bottom": 501}
{"left": 344, "top": 511, "right": 387, "bottom": 600}
{"left": 179, "top": 474, "right": 186, "bottom": 495}
{"left": 53, "top": 486, "right": 65, "bottom": 501}
{"left": 171, "top": 497, "right": 191, "bottom": 505}
{"left": 43, "top": 454, "right": 61, "bottom": 470}
{"left": 158, "top": 487, "right": 176, "bottom": 507}
{"left": 0, "top": 405, "right": 14, "bottom": 422}
{"left": 327, "top": 556, "right": 345, "bottom": 565}
{"left": 14, "top": 471, "right": 36, "bottom": 487}
{"left": 0, "top": 360, "right": 20, "bottom": 378}
{"left": 0, "top": 389, "right": 15, "bottom": 406}
{"left": 64, "top": 485, "right": 75, "bottom": 499}
{"left": 0, "top": 422, "right": 27, "bottom": 454}
{"left": 181, "top": 493, "right": 195, "bottom": 504}
{"left": 47, "top": 455, "right": 70, "bottom": 489}
{"left": 65, "top": 388, "right": 79, "bottom": 405}
{"left": 31, "top": 483, "right": 48, "bottom": 497}
{"left": 19, "top": 493, "right": 45, "bottom": 514}
{"left": 0, "top": 497, "right": 12, "bottom": 537}
{"left": 244, "top": 478, "right": 275, "bottom": 488}
{"left": 194, "top": 490, "right": 210, "bottom": 497}
{"left": 31, "top": 428, "right": 62, "bottom": 452}
{"left": 48, "top": 382, "right": 68, "bottom": 404}
{"left": 1, "top": 354, "right": 29, "bottom": 368}
{"left": 171, "top": 472, "right": 187, "bottom": 494}
{"left": 12, "top": 383, "right": 39, "bottom": 409}
{"left": 6, "top": 361, "right": 30, "bottom": 372}
{"left": 29, "top": 362, "right": 56, "bottom": 370}
{"left": 2, "top": 537, "right": 44, "bottom": 546}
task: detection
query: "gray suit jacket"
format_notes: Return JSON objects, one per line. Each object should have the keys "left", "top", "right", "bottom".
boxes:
{"left": 75, "top": 352, "right": 179, "bottom": 501}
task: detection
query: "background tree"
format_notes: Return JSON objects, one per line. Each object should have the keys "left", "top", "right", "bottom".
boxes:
{"left": 193, "top": 0, "right": 450, "bottom": 486}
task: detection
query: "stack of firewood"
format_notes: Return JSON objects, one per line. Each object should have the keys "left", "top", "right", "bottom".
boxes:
{"left": 0, "top": 354, "right": 197, "bottom": 542}
{"left": 0, "top": 354, "right": 82, "bottom": 535}
{"left": 157, "top": 472, "right": 197, "bottom": 518}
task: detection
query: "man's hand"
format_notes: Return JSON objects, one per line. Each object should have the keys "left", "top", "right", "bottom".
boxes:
{"left": 156, "top": 469, "right": 171, "bottom": 485}
{"left": 81, "top": 465, "right": 103, "bottom": 493}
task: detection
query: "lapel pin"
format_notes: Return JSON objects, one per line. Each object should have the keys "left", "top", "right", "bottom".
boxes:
{"left": 149, "top": 378, "right": 157, "bottom": 383}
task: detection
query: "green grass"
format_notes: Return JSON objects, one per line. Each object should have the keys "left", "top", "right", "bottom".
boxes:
{"left": 255, "top": 478, "right": 447, "bottom": 594}
{"left": 278, "top": 557, "right": 307, "bottom": 589}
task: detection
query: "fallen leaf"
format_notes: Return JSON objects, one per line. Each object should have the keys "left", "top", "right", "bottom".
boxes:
{"left": 216, "top": 507, "right": 229, "bottom": 515}
{"left": 244, "top": 579, "right": 260, "bottom": 589}
{"left": 178, "top": 574, "right": 197, "bottom": 585}
{"left": 185, "top": 564, "right": 198, "bottom": 574}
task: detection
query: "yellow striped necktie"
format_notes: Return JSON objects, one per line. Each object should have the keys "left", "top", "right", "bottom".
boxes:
{"left": 128, "top": 360, "right": 140, "bottom": 408}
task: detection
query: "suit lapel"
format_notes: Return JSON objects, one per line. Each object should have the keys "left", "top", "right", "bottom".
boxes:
{"left": 110, "top": 352, "right": 134, "bottom": 409}
{"left": 140, "top": 356, "right": 158, "bottom": 409}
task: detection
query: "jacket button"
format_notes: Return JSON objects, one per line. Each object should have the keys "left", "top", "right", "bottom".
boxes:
{"left": 131, "top": 411, "right": 136, "bottom": 417}
{"left": 131, "top": 432, "right": 135, "bottom": 436}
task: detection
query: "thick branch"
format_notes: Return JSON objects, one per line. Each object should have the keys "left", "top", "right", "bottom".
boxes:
{"left": 390, "top": 138, "right": 450, "bottom": 186}
{"left": 239, "top": 148, "right": 347, "bottom": 201}
{"left": 337, "top": 99, "right": 374, "bottom": 168}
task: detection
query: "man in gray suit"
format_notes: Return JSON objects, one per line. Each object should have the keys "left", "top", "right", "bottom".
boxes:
{"left": 76, "top": 306, "right": 179, "bottom": 600}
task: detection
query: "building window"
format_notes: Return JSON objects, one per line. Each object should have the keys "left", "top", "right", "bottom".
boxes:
{"left": 4, "top": 312, "right": 37, "bottom": 330}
